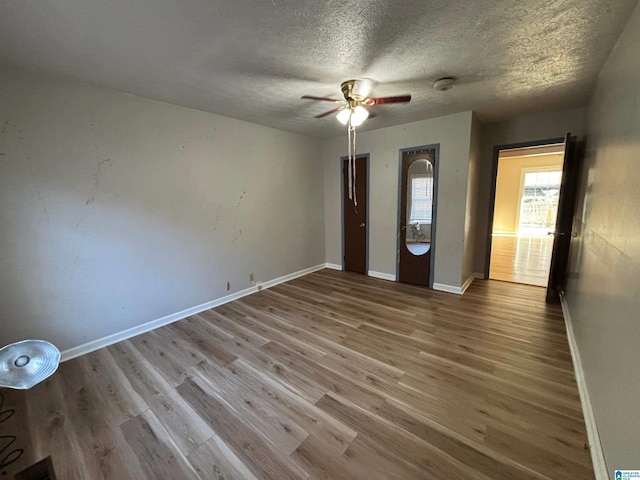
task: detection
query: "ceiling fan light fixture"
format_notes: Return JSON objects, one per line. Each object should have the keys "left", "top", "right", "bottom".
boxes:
{"left": 336, "top": 108, "right": 351, "bottom": 125}
{"left": 351, "top": 106, "right": 369, "bottom": 126}
{"left": 336, "top": 105, "right": 369, "bottom": 127}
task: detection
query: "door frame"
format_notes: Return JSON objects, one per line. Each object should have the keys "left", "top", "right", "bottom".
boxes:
{"left": 395, "top": 144, "right": 440, "bottom": 287}
{"left": 340, "top": 153, "right": 370, "bottom": 272}
{"left": 484, "top": 137, "right": 565, "bottom": 279}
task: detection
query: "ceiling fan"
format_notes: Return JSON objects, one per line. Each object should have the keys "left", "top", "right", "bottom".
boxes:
{"left": 303, "top": 79, "right": 411, "bottom": 207}
{"left": 301, "top": 79, "right": 411, "bottom": 126}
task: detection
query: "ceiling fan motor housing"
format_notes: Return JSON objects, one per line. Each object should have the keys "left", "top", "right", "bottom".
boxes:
{"left": 342, "top": 79, "right": 373, "bottom": 101}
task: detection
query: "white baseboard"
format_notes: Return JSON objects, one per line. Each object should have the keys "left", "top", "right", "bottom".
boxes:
{"left": 432, "top": 283, "right": 464, "bottom": 295}
{"left": 461, "top": 273, "right": 475, "bottom": 294}
{"left": 435, "top": 272, "right": 484, "bottom": 295}
{"left": 560, "top": 292, "right": 608, "bottom": 480}
{"left": 325, "top": 263, "right": 342, "bottom": 270}
{"left": 368, "top": 270, "right": 396, "bottom": 281}
{"left": 61, "top": 263, "right": 327, "bottom": 362}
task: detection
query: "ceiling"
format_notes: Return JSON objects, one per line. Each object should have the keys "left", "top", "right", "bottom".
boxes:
{"left": 0, "top": 0, "right": 636, "bottom": 139}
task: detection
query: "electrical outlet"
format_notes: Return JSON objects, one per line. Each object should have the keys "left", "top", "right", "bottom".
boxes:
{"left": 249, "top": 273, "right": 254, "bottom": 282}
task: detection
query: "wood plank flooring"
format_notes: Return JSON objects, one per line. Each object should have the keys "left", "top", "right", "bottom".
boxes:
{"left": 489, "top": 234, "right": 554, "bottom": 286}
{"left": 2, "top": 269, "right": 594, "bottom": 479}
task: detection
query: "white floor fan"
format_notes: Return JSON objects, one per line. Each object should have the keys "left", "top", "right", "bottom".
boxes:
{"left": 0, "top": 339, "right": 60, "bottom": 390}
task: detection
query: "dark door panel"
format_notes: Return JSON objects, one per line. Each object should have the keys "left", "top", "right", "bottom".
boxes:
{"left": 343, "top": 156, "right": 367, "bottom": 274}
{"left": 546, "top": 133, "right": 582, "bottom": 303}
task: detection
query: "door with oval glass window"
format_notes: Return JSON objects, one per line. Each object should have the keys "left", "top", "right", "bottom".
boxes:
{"left": 398, "top": 147, "right": 437, "bottom": 287}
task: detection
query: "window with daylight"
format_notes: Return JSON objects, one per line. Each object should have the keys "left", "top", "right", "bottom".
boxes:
{"left": 518, "top": 169, "right": 562, "bottom": 234}
{"left": 409, "top": 174, "right": 433, "bottom": 223}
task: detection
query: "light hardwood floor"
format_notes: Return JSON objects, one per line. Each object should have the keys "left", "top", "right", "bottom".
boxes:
{"left": 2, "top": 269, "right": 594, "bottom": 479}
{"left": 489, "top": 234, "right": 554, "bottom": 287}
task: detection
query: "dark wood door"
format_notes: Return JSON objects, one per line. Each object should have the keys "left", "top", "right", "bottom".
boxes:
{"left": 398, "top": 149, "right": 435, "bottom": 287}
{"left": 342, "top": 156, "right": 367, "bottom": 274}
{"left": 546, "top": 133, "right": 581, "bottom": 303}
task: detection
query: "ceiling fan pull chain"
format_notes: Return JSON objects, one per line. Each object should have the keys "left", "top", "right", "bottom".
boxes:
{"left": 347, "top": 121, "right": 353, "bottom": 201}
{"left": 352, "top": 124, "right": 357, "bottom": 207}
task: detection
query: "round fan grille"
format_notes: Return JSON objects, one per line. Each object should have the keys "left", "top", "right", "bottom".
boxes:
{"left": 0, "top": 339, "right": 60, "bottom": 390}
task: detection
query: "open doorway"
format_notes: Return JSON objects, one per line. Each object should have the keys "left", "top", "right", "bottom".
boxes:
{"left": 489, "top": 143, "right": 565, "bottom": 286}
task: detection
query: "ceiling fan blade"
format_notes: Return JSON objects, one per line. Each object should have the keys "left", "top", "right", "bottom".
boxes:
{"left": 314, "top": 107, "right": 343, "bottom": 118}
{"left": 301, "top": 95, "right": 343, "bottom": 103}
{"left": 366, "top": 95, "right": 412, "bottom": 105}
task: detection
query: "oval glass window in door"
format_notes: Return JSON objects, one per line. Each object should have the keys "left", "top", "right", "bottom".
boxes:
{"left": 405, "top": 158, "right": 433, "bottom": 256}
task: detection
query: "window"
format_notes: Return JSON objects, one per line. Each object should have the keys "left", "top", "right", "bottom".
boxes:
{"left": 409, "top": 174, "right": 433, "bottom": 223}
{"left": 518, "top": 169, "right": 562, "bottom": 234}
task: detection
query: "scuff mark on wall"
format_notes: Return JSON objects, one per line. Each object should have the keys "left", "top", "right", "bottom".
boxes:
{"left": 88, "top": 117, "right": 101, "bottom": 151}
{"left": 93, "top": 158, "right": 112, "bottom": 186}
{"left": 0, "top": 121, "right": 24, "bottom": 139}
{"left": 231, "top": 228, "right": 243, "bottom": 244}
{"left": 78, "top": 159, "right": 111, "bottom": 227}
{"left": 214, "top": 204, "right": 223, "bottom": 231}
{"left": 236, "top": 189, "right": 247, "bottom": 207}
{"left": 76, "top": 212, "right": 88, "bottom": 228}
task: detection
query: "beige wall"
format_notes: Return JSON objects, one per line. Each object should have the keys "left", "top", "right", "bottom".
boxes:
{"left": 462, "top": 113, "right": 484, "bottom": 283}
{"left": 565, "top": 1, "right": 640, "bottom": 471}
{"left": 0, "top": 65, "right": 325, "bottom": 353}
{"left": 323, "top": 112, "right": 473, "bottom": 288}
{"left": 492, "top": 153, "right": 564, "bottom": 234}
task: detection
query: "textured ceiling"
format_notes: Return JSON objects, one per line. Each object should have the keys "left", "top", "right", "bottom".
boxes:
{"left": 0, "top": 0, "right": 636, "bottom": 138}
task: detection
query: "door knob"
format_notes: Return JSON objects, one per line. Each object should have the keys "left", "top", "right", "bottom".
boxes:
{"left": 359, "top": 223, "right": 366, "bottom": 228}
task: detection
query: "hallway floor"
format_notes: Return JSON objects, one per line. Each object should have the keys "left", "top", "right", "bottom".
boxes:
{"left": 489, "top": 234, "right": 554, "bottom": 287}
